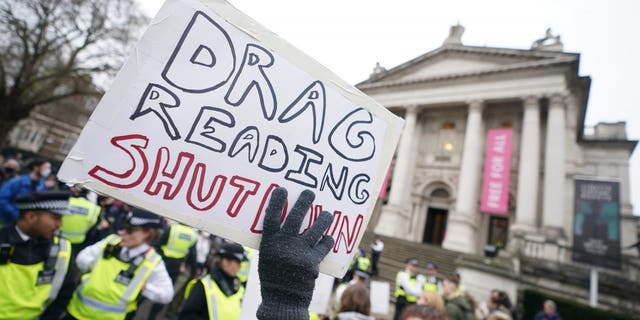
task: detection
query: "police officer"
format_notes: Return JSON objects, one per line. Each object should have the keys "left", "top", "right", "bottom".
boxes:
{"left": 180, "top": 242, "right": 247, "bottom": 320}
{"left": 423, "top": 262, "right": 442, "bottom": 294}
{"left": 156, "top": 222, "right": 198, "bottom": 281}
{"left": 148, "top": 222, "right": 198, "bottom": 319}
{"left": 353, "top": 247, "right": 371, "bottom": 275}
{"left": 65, "top": 207, "right": 173, "bottom": 320}
{"left": 394, "top": 257, "right": 425, "bottom": 320}
{"left": 0, "top": 190, "right": 73, "bottom": 319}
{"left": 237, "top": 245, "right": 255, "bottom": 287}
{"left": 59, "top": 186, "right": 103, "bottom": 253}
{"left": 45, "top": 188, "right": 104, "bottom": 320}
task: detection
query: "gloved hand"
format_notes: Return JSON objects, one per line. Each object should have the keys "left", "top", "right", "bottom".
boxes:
{"left": 257, "top": 188, "right": 335, "bottom": 320}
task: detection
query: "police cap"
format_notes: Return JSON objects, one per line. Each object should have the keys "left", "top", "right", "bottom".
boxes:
{"left": 15, "top": 190, "right": 72, "bottom": 215}
{"left": 217, "top": 242, "right": 247, "bottom": 262}
{"left": 123, "top": 207, "right": 163, "bottom": 229}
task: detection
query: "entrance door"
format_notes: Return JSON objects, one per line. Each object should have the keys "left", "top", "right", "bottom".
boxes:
{"left": 423, "top": 207, "right": 448, "bottom": 245}
{"left": 487, "top": 216, "right": 509, "bottom": 249}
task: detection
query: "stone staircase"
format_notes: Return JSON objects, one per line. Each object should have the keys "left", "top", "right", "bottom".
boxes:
{"left": 360, "top": 232, "right": 462, "bottom": 299}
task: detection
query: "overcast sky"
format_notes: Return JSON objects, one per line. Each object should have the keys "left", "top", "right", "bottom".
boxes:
{"left": 138, "top": 0, "right": 640, "bottom": 215}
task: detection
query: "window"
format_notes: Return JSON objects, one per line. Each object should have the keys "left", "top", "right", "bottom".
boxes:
{"left": 60, "top": 134, "right": 77, "bottom": 154}
{"left": 441, "top": 121, "right": 456, "bottom": 129}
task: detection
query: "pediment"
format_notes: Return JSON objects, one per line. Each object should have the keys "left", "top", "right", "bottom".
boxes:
{"left": 362, "top": 46, "right": 575, "bottom": 86}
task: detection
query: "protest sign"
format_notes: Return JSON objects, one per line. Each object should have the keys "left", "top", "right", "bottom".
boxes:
{"left": 58, "top": 0, "right": 403, "bottom": 277}
{"left": 370, "top": 280, "right": 390, "bottom": 316}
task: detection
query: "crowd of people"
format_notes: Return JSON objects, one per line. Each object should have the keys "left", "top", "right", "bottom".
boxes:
{"left": 0, "top": 156, "right": 563, "bottom": 320}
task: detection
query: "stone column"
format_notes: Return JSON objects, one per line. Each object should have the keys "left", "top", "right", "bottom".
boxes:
{"left": 442, "top": 100, "right": 484, "bottom": 253}
{"left": 512, "top": 96, "right": 541, "bottom": 233}
{"left": 542, "top": 93, "right": 567, "bottom": 239}
{"left": 375, "top": 106, "right": 418, "bottom": 237}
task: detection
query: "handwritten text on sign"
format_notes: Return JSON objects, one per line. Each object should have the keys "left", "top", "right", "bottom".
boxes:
{"left": 58, "top": 0, "right": 402, "bottom": 276}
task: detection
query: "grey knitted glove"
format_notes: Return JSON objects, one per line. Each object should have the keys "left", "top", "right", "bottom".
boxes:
{"left": 257, "top": 188, "right": 335, "bottom": 320}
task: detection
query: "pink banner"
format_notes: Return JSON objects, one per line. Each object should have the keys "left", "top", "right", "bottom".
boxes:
{"left": 378, "top": 167, "right": 391, "bottom": 199}
{"left": 480, "top": 129, "right": 513, "bottom": 214}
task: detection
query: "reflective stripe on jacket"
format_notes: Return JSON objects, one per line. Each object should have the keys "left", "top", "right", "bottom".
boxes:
{"left": 394, "top": 271, "right": 418, "bottom": 303}
{"left": 67, "top": 235, "right": 161, "bottom": 320}
{"left": 185, "top": 274, "right": 245, "bottom": 320}
{"left": 59, "top": 197, "right": 101, "bottom": 244}
{"left": 161, "top": 224, "right": 197, "bottom": 259}
{"left": 0, "top": 236, "right": 70, "bottom": 319}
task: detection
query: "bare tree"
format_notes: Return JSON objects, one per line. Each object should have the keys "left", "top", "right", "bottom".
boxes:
{"left": 0, "top": 0, "right": 148, "bottom": 143}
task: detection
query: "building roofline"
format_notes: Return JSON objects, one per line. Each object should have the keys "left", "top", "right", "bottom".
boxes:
{"left": 357, "top": 44, "right": 580, "bottom": 88}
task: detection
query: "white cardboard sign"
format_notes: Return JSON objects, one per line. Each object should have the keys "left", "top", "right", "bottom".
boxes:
{"left": 59, "top": 0, "right": 403, "bottom": 277}
{"left": 370, "top": 280, "right": 391, "bottom": 315}
{"left": 239, "top": 253, "right": 335, "bottom": 319}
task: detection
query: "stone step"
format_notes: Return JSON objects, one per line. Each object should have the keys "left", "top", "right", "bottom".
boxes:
{"left": 359, "top": 232, "right": 462, "bottom": 301}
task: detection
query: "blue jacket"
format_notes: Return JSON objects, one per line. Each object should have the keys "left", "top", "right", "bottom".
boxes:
{"left": 534, "top": 311, "right": 562, "bottom": 320}
{"left": 0, "top": 174, "right": 46, "bottom": 223}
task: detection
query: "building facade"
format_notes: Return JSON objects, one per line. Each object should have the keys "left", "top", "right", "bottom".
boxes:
{"left": 358, "top": 26, "right": 638, "bottom": 258}
{"left": 5, "top": 96, "right": 96, "bottom": 163}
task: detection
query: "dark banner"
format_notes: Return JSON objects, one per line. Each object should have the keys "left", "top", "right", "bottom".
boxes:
{"left": 572, "top": 179, "right": 621, "bottom": 270}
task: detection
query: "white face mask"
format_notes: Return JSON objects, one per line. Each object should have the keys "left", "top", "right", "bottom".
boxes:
{"left": 40, "top": 168, "right": 52, "bottom": 178}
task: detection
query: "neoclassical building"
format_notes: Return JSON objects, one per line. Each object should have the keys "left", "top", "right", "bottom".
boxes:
{"left": 358, "top": 25, "right": 638, "bottom": 257}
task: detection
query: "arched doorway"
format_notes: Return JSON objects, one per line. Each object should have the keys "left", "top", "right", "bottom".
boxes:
{"left": 423, "top": 188, "right": 450, "bottom": 245}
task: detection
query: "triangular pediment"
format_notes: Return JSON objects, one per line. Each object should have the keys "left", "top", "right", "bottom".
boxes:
{"left": 360, "top": 45, "right": 577, "bottom": 86}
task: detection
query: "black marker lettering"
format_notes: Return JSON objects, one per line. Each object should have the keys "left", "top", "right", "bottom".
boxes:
{"left": 130, "top": 83, "right": 181, "bottom": 140}
{"left": 185, "top": 106, "right": 235, "bottom": 153}
{"left": 278, "top": 81, "right": 326, "bottom": 144}
{"left": 328, "top": 108, "right": 376, "bottom": 162}
{"left": 228, "top": 126, "right": 260, "bottom": 163}
{"left": 258, "top": 135, "right": 289, "bottom": 172}
{"left": 225, "top": 44, "right": 277, "bottom": 120}
{"left": 162, "top": 11, "right": 235, "bottom": 93}
{"left": 284, "top": 145, "right": 323, "bottom": 188}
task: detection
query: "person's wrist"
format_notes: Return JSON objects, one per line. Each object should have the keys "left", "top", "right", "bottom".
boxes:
{"left": 257, "top": 297, "right": 309, "bottom": 320}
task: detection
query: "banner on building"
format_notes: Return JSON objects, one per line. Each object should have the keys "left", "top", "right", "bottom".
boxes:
{"left": 480, "top": 129, "right": 513, "bottom": 214}
{"left": 58, "top": 0, "right": 403, "bottom": 277}
{"left": 572, "top": 178, "right": 621, "bottom": 270}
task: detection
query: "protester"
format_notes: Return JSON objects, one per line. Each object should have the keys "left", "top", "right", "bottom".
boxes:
{"left": 423, "top": 262, "right": 442, "bottom": 294}
{"left": 0, "top": 158, "right": 20, "bottom": 185}
{"left": 370, "top": 238, "right": 384, "bottom": 276}
{"left": 180, "top": 242, "right": 247, "bottom": 320}
{"left": 65, "top": 208, "right": 173, "bottom": 320}
{"left": 336, "top": 270, "right": 370, "bottom": 306}
{"left": 44, "top": 174, "right": 59, "bottom": 190}
{"left": 336, "top": 284, "right": 374, "bottom": 320}
{"left": 401, "top": 304, "right": 447, "bottom": 320}
{"left": 490, "top": 289, "right": 517, "bottom": 320}
{"left": 534, "top": 300, "right": 562, "bottom": 320}
{"left": 480, "top": 292, "right": 512, "bottom": 320}
{"left": 442, "top": 276, "right": 474, "bottom": 320}
{"left": 256, "top": 188, "right": 335, "bottom": 319}
{"left": 0, "top": 158, "right": 50, "bottom": 224}
{"left": 453, "top": 271, "right": 466, "bottom": 295}
{"left": 0, "top": 191, "right": 72, "bottom": 319}
{"left": 417, "top": 291, "right": 445, "bottom": 313}
{"left": 394, "top": 257, "right": 425, "bottom": 320}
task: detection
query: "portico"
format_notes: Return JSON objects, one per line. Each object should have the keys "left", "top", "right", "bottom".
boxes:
{"left": 359, "top": 25, "right": 637, "bottom": 257}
